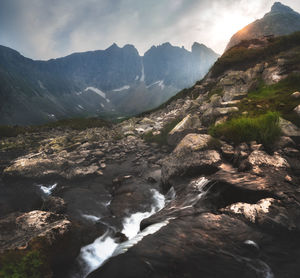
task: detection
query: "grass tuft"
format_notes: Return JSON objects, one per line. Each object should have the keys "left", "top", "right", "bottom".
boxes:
{"left": 209, "top": 111, "right": 281, "bottom": 146}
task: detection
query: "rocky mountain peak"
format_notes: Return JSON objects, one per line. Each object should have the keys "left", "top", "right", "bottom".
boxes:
{"left": 270, "top": 2, "right": 295, "bottom": 14}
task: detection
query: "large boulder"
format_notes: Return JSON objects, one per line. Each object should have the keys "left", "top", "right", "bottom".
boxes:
{"left": 162, "top": 134, "right": 222, "bottom": 186}
{"left": 0, "top": 210, "right": 79, "bottom": 273}
{"left": 167, "top": 114, "right": 202, "bottom": 146}
{"left": 247, "top": 150, "right": 289, "bottom": 169}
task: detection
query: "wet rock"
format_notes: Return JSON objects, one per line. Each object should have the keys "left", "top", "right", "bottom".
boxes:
{"left": 88, "top": 213, "right": 263, "bottom": 278}
{"left": 167, "top": 114, "right": 202, "bottom": 146}
{"left": 41, "top": 196, "right": 67, "bottom": 214}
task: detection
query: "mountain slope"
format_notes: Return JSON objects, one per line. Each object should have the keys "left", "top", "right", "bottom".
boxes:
{"left": 0, "top": 42, "right": 219, "bottom": 125}
{"left": 226, "top": 2, "right": 300, "bottom": 50}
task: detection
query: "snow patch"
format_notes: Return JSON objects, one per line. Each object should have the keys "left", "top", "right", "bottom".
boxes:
{"left": 146, "top": 80, "right": 165, "bottom": 90}
{"left": 38, "top": 80, "right": 46, "bottom": 89}
{"left": 140, "top": 62, "right": 145, "bottom": 82}
{"left": 113, "top": 85, "right": 130, "bottom": 92}
{"left": 78, "top": 105, "right": 84, "bottom": 109}
{"left": 85, "top": 87, "right": 110, "bottom": 103}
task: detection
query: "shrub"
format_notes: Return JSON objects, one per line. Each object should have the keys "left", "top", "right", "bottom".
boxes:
{"left": 209, "top": 111, "right": 281, "bottom": 146}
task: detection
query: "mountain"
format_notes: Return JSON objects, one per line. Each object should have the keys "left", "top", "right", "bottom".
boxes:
{"left": 0, "top": 42, "right": 219, "bottom": 125}
{"left": 226, "top": 2, "right": 300, "bottom": 50}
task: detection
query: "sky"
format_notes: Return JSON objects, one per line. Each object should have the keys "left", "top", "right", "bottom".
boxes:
{"left": 1, "top": 0, "right": 300, "bottom": 60}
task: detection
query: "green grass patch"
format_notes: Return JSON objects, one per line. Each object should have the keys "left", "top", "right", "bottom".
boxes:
{"left": 209, "top": 111, "right": 281, "bottom": 146}
{"left": 237, "top": 74, "right": 300, "bottom": 127}
{"left": 0, "top": 251, "right": 48, "bottom": 278}
{"left": 143, "top": 118, "right": 182, "bottom": 146}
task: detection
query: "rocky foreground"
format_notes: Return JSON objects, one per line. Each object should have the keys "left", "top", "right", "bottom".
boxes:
{"left": 1, "top": 35, "right": 300, "bottom": 278}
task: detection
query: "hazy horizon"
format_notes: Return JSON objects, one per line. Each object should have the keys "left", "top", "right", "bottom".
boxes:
{"left": 1, "top": 0, "right": 300, "bottom": 60}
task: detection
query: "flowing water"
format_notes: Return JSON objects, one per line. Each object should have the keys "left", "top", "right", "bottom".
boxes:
{"left": 74, "top": 189, "right": 166, "bottom": 278}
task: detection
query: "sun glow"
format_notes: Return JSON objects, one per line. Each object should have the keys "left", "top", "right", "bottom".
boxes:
{"left": 210, "top": 11, "right": 256, "bottom": 53}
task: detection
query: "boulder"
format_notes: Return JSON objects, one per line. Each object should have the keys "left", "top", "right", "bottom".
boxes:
{"left": 279, "top": 118, "right": 300, "bottom": 138}
{"left": 0, "top": 210, "right": 78, "bottom": 270}
{"left": 222, "top": 198, "right": 297, "bottom": 233}
{"left": 167, "top": 115, "right": 202, "bottom": 146}
{"left": 162, "top": 134, "right": 221, "bottom": 186}
{"left": 247, "top": 150, "right": 289, "bottom": 169}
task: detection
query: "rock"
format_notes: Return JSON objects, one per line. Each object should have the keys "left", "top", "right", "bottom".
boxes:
{"left": 220, "top": 143, "right": 235, "bottom": 161}
{"left": 0, "top": 211, "right": 78, "bottom": 269}
{"left": 88, "top": 213, "right": 263, "bottom": 278}
{"left": 238, "top": 160, "right": 252, "bottom": 172}
{"left": 273, "top": 136, "right": 295, "bottom": 150}
{"left": 222, "top": 198, "right": 296, "bottom": 233}
{"left": 162, "top": 147, "right": 221, "bottom": 186}
{"left": 215, "top": 107, "right": 239, "bottom": 115}
{"left": 173, "top": 133, "right": 212, "bottom": 154}
{"left": 3, "top": 155, "right": 65, "bottom": 180}
{"left": 279, "top": 118, "right": 300, "bottom": 138}
{"left": 294, "top": 104, "right": 300, "bottom": 117}
{"left": 247, "top": 150, "right": 289, "bottom": 169}
{"left": 291, "top": 91, "right": 300, "bottom": 99}
{"left": 167, "top": 114, "right": 202, "bottom": 146}
{"left": 41, "top": 196, "right": 67, "bottom": 214}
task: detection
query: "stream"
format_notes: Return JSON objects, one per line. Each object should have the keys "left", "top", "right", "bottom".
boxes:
{"left": 36, "top": 177, "right": 274, "bottom": 278}
{"left": 73, "top": 189, "right": 166, "bottom": 278}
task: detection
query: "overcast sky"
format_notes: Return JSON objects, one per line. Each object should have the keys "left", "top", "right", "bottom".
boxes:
{"left": 1, "top": 0, "right": 300, "bottom": 60}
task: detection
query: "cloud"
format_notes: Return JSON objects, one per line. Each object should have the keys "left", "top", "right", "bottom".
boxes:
{"left": 0, "top": 0, "right": 300, "bottom": 60}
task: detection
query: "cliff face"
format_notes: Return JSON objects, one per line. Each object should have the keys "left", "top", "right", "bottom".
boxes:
{"left": 226, "top": 2, "right": 300, "bottom": 51}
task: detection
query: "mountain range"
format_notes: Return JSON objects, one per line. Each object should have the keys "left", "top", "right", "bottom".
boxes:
{"left": 0, "top": 42, "right": 218, "bottom": 125}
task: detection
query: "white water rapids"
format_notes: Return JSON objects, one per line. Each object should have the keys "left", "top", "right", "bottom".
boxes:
{"left": 75, "top": 189, "right": 167, "bottom": 278}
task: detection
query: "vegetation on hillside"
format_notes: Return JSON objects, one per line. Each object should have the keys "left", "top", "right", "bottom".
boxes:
{"left": 209, "top": 111, "right": 281, "bottom": 146}
{"left": 211, "top": 31, "right": 300, "bottom": 77}
{"left": 0, "top": 117, "right": 110, "bottom": 139}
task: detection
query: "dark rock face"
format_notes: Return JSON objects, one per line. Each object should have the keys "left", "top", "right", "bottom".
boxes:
{"left": 226, "top": 2, "right": 300, "bottom": 50}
